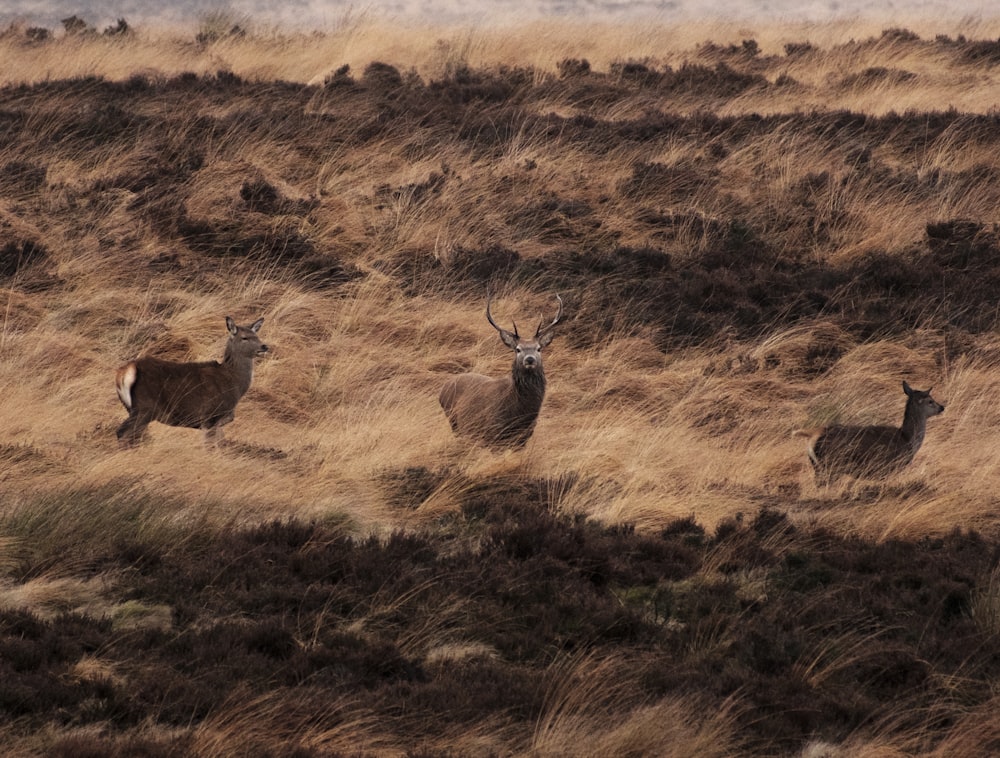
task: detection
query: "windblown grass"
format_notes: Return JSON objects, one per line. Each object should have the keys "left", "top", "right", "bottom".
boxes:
{"left": 2, "top": 14, "right": 1000, "bottom": 756}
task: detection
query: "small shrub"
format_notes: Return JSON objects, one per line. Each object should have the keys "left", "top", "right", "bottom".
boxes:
{"left": 784, "top": 41, "right": 816, "bottom": 56}
{"left": 61, "top": 15, "right": 91, "bottom": 35}
{"left": 323, "top": 63, "right": 353, "bottom": 87}
{"left": 103, "top": 18, "right": 130, "bottom": 36}
{"left": 557, "top": 58, "right": 590, "bottom": 78}
{"left": 881, "top": 27, "right": 920, "bottom": 43}
{"left": 363, "top": 61, "right": 404, "bottom": 89}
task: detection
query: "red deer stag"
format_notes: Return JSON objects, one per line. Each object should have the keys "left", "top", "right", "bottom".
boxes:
{"left": 439, "top": 294, "right": 563, "bottom": 449}
{"left": 115, "top": 316, "right": 269, "bottom": 447}
{"left": 794, "top": 381, "right": 944, "bottom": 485}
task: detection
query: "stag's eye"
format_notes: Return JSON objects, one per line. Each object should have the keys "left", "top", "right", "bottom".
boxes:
{"left": 515, "top": 347, "right": 522, "bottom": 353}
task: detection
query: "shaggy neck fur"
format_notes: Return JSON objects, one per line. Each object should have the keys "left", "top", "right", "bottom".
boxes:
{"left": 222, "top": 340, "right": 255, "bottom": 398}
{"left": 901, "top": 399, "right": 929, "bottom": 452}
{"left": 511, "top": 362, "right": 546, "bottom": 411}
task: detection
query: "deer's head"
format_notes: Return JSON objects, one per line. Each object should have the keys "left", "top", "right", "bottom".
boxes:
{"left": 486, "top": 294, "right": 563, "bottom": 374}
{"left": 225, "top": 316, "right": 270, "bottom": 361}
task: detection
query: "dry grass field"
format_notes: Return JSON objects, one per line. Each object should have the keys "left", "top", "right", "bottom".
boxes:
{"left": 3, "top": 14, "right": 1000, "bottom": 756}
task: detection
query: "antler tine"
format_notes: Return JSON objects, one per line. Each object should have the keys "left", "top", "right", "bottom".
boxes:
{"left": 535, "top": 294, "right": 564, "bottom": 338}
{"left": 486, "top": 293, "right": 516, "bottom": 336}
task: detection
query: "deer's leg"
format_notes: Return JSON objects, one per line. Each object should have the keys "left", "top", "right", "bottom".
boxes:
{"left": 202, "top": 424, "right": 224, "bottom": 448}
{"left": 808, "top": 458, "right": 829, "bottom": 489}
{"left": 813, "top": 465, "right": 839, "bottom": 490}
{"left": 202, "top": 412, "right": 234, "bottom": 448}
{"left": 117, "top": 411, "right": 150, "bottom": 448}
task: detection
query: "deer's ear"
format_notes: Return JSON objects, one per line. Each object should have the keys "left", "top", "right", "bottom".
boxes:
{"left": 538, "top": 330, "right": 556, "bottom": 348}
{"left": 226, "top": 316, "right": 237, "bottom": 335}
{"left": 499, "top": 329, "right": 519, "bottom": 349}
{"left": 250, "top": 318, "right": 264, "bottom": 333}
{"left": 902, "top": 380, "right": 913, "bottom": 397}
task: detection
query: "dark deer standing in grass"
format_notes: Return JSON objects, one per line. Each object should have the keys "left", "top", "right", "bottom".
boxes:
{"left": 115, "top": 316, "right": 269, "bottom": 447}
{"left": 794, "top": 381, "right": 944, "bottom": 485}
{"left": 439, "top": 294, "right": 563, "bottom": 449}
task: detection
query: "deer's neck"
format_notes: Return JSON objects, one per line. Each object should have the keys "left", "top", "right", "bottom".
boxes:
{"left": 511, "top": 364, "right": 547, "bottom": 413}
{"left": 222, "top": 344, "right": 255, "bottom": 397}
{"left": 900, "top": 402, "right": 928, "bottom": 453}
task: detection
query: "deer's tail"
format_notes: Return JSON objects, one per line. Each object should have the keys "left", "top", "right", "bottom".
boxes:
{"left": 792, "top": 427, "right": 824, "bottom": 467}
{"left": 115, "top": 362, "right": 137, "bottom": 411}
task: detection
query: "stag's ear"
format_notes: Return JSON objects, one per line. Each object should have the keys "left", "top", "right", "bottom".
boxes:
{"left": 498, "top": 329, "right": 519, "bottom": 349}
{"left": 250, "top": 318, "right": 264, "bottom": 333}
{"left": 226, "top": 316, "right": 237, "bottom": 335}
{"left": 903, "top": 380, "right": 913, "bottom": 397}
{"left": 537, "top": 330, "right": 557, "bottom": 348}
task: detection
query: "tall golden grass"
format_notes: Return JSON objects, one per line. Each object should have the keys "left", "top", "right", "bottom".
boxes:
{"left": 2, "top": 15, "right": 1000, "bottom": 756}
{"left": 3, "top": 267, "right": 987, "bottom": 543}
{"left": 2, "top": 15, "right": 1000, "bottom": 112}
{"left": 0, "top": 25, "right": 997, "bottom": 537}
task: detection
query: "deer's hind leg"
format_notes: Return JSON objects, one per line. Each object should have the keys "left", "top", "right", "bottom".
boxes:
{"left": 117, "top": 411, "right": 151, "bottom": 448}
{"left": 807, "top": 457, "right": 841, "bottom": 490}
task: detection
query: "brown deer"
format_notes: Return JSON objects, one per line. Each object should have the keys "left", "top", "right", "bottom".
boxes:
{"left": 794, "top": 381, "right": 944, "bottom": 485}
{"left": 115, "top": 316, "right": 269, "bottom": 447}
{"left": 439, "top": 294, "right": 563, "bottom": 449}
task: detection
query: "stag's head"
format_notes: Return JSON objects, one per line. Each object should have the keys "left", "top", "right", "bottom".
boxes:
{"left": 486, "top": 294, "right": 563, "bottom": 374}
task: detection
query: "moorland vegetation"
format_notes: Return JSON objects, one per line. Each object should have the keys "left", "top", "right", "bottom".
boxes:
{"left": 3, "top": 14, "right": 1000, "bottom": 756}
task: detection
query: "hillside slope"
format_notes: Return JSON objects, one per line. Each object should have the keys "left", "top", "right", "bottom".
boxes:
{"left": 2, "top": 20, "right": 1000, "bottom": 756}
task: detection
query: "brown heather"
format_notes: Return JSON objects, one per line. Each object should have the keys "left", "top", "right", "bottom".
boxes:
{"left": 3, "top": 16, "right": 1000, "bottom": 757}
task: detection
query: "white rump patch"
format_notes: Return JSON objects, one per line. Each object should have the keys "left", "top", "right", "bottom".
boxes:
{"left": 116, "top": 363, "right": 137, "bottom": 409}
{"left": 806, "top": 439, "right": 819, "bottom": 467}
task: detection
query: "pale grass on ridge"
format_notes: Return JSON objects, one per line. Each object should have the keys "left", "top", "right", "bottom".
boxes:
{"left": 190, "top": 690, "right": 393, "bottom": 758}
{"left": 531, "top": 650, "right": 738, "bottom": 757}
{"left": 0, "top": 572, "right": 173, "bottom": 629}
{"left": 2, "top": 16, "right": 1000, "bottom": 115}
{"left": 0, "top": 573, "right": 109, "bottom": 617}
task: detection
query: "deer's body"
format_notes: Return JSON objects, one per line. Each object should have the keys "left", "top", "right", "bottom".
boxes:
{"left": 440, "top": 294, "right": 562, "bottom": 449}
{"left": 794, "top": 381, "right": 944, "bottom": 484}
{"left": 115, "top": 317, "right": 268, "bottom": 447}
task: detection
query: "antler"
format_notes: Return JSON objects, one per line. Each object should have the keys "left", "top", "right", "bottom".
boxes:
{"left": 535, "top": 294, "right": 564, "bottom": 339}
{"left": 486, "top": 293, "right": 519, "bottom": 338}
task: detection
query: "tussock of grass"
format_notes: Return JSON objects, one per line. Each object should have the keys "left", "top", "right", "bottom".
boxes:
{"left": 532, "top": 651, "right": 737, "bottom": 756}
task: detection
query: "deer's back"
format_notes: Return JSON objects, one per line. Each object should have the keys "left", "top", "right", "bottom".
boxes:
{"left": 439, "top": 373, "right": 537, "bottom": 447}
{"left": 811, "top": 424, "right": 913, "bottom": 477}
{"left": 440, "top": 373, "right": 504, "bottom": 430}
{"left": 128, "top": 356, "right": 243, "bottom": 428}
